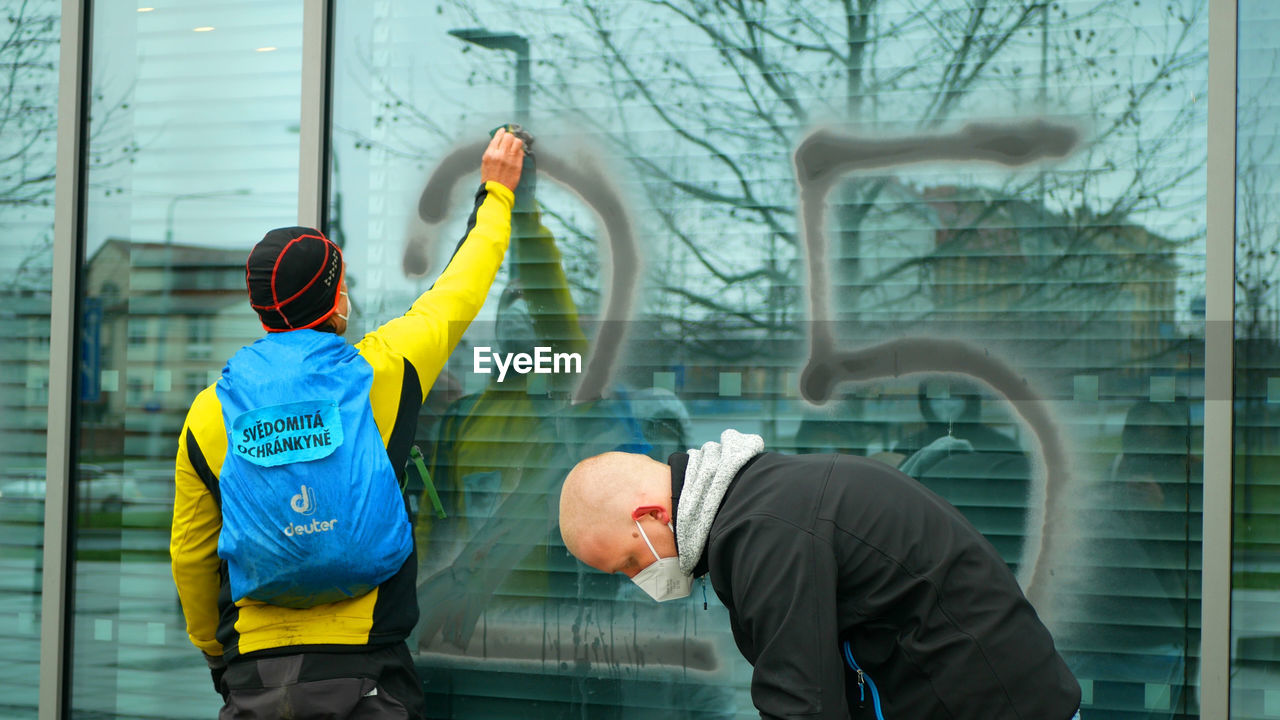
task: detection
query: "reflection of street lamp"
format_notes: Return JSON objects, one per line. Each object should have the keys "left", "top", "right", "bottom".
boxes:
{"left": 450, "top": 28, "right": 531, "bottom": 272}
{"left": 161, "top": 188, "right": 252, "bottom": 363}
{"left": 148, "top": 188, "right": 251, "bottom": 458}
{"left": 448, "top": 27, "right": 530, "bottom": 122}
{"left": 165, "top": 189, "right": 252, "bottom": 245}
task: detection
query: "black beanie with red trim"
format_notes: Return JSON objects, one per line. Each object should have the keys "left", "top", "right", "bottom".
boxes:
{"left": 246, "top": 227, "right": 344, "bottom": 332}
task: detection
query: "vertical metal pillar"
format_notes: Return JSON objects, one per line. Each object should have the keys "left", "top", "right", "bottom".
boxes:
{"left": 1201, "top": 0, "right": 1238, "bottom": 716}
{"left": 39, "top": 0, "right": 90, "bottom": 717}
{"left": 299, "top": 0, "right": 333, "bottom": 229}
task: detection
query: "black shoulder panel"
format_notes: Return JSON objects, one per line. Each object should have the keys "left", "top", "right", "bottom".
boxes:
{"left": 386, "top": 357, "right": 425, "bottom": 484}
{"left": 186, "top": 427, "right": 222, "bottom": 508}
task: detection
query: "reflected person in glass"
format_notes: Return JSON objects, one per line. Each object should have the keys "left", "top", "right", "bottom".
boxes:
{"left": 170, "top": 129, "right": 524, "bottom": 718}
{"left": 559, "top": 428, "right": 1083, "bottom": 720}
{"left": 412, "top": 152, "right": 660, "bottom": 717}
{"left": 415, "top": 134, "right": 593, "bottom": 651}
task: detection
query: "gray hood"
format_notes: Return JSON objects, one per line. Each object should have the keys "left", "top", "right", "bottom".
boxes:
{"left": 675, "top": 429, "right": 765, "bottom": 575}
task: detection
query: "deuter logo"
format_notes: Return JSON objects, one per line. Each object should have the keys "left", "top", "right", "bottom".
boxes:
{"left": 283, "top": 517, "right": 339, "bottom": 537}
{"left": 283, "top": 484, "right": 336, "bottom": 538}
{"left": 290, "top": 485, "right": 316, "bottom": 515}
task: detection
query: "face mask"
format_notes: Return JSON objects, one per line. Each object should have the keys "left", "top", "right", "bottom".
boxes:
{"left": 336, "top": 291, "right": 350, "bottom": 324}
{"left": 631, "top": 519, "right": 692, "bottom": 602}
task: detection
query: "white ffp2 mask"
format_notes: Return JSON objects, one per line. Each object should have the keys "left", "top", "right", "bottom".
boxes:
{"left": 631, "top": 520, "right": 692, "bottom": 602}
{"left": 336, "top": 291, "right": 350, "bottom": 324}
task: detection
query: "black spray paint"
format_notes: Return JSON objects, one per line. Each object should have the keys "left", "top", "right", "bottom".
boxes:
{"left": 409, "top": 140, "right": 639, "bottom": 405}
{"left": 795, "top": 120, "right": 1081, "bottom": 604}
{"left": 410, "top": 119, "right": 1081, "bottom": 607}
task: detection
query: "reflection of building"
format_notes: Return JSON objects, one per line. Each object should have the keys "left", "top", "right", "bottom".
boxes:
{"left": 671, "top": 182, "right": 1187, "bottom": 390}
{"left": 822, "top": 182, "right": 1184, "bottom": 369}
{"left": 81, "top": 239, "right": 256, "bottom": 459}
{"left": 923, "top": 185, "right": 1182, "bottom": 375}
{"left": 633, "top": 182, "right": 1191, "bottom": 425}
{"left": 840, "top": 181, "right": 939, "bottom": 318}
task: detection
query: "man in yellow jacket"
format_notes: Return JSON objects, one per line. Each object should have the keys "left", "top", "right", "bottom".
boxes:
{"left": 171, "top": 129, "right": 524, "bottom": 717}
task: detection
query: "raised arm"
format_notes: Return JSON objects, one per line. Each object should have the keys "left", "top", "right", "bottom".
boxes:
{"left": 356, "top": 129, "right": 525, "bottom": 393}
{"left": 511, "top": 208, "right": 588, "bottom": 358}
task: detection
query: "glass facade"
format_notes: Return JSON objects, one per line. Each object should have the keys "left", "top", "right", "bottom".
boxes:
{"left": 3, "top": 1, "right": 1274, "bottom": 718}
{"left": 0, "top": 1, "right": 59, "bottom": 716}
{"left": 332, "top": 1, "right": 1208, "bottom": 717}
{"left": 1233, "top": 2, "right": 1280, "bottom": 718}
{"left": 69, "top": 3, "right": 302, "bottom": 717}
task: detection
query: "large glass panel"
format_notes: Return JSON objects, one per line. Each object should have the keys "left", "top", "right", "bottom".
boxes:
{"left": 0, "top": 0, "right": 59, "bottom": 716}
{"left": 71, "top": 3, "right": 302, "bottom": 717}
{"left": 1233, "top": 3, "right": 1280, "bottom": 718}
{"left": 333, "top": 2, "right": 1209, "bottom": 718}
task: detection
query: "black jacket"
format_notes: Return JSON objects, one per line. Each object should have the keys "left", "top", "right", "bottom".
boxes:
{"left": 672, "top": 451, "right": 1080, "bottom": 720}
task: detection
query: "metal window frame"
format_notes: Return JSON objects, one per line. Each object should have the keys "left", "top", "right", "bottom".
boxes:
{"left": 39, "top": 0, "right": 91, "bottom": 718}
{"left": 299, "top": 0, "right": 335, "bottom": 229}
{"left": 1201, "top": 0, "right": 1238, "bottom": 717}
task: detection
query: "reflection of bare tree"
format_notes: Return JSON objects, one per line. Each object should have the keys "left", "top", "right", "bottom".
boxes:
{"left": 354, "top": 0, "right": 1206, "bottom": 367}
{"left": 0, "top": 1, "right": 58, "bottom": 212}
{"left": 0, "top": 0, "right": 138, "bottom": 293}
{"left": 335, "top": 48, "right": 453, "bottom": 166}
{"left": 0, "top": 0, "right": 60, "bottom": 292}
{"left": 1237, "top": 49, "right": 1280, "bottom": 342}
{"left": 1234, "top": 42, "right": 1280, "bottom": 551}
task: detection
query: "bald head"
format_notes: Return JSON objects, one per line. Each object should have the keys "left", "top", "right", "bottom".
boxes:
{"left": 559, "top": 451, "right": 673, "bottom": 574}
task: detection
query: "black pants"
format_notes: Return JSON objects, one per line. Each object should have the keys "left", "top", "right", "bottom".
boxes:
{"left": 219, "top": 643, "right": 426, "bottom": 720}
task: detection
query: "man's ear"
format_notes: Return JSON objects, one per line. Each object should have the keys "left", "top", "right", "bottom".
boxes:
{"left": 631, "top": 505, "right": 669, "bottom": 524}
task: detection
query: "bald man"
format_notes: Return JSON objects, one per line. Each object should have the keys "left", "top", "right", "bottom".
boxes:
{"left": 559, "top": 429, "right": 1081, "bottom": 720}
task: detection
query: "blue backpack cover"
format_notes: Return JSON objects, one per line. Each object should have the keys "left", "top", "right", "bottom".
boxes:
{"left": 214, "top": 330, "right": 413, "bottom": 608}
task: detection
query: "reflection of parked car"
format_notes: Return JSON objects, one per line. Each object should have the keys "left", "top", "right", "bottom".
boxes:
{"left": 0, "top": 465, "right": 162, "bottom": 522}
{"left": 78, "top": 464, "right": 149, "bottom": 512}
{"left": 0, "top": 477, "right": 48, "bottom": 524}
{"left": 90, "top": 480, "right": 145, "bottom": 512}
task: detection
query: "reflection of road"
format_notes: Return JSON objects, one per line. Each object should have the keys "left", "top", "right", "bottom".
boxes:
{"left": 1232, "top": 553, "right": 1280, "bottom": 719}
{"left": 0, "top": 537, "right": 42, "bottom": 719}
{"left": 0, "top": 522, "right": 221, "bottom": 719}
{"left": 70, "top": 555, "right": 222, "bottom": 719}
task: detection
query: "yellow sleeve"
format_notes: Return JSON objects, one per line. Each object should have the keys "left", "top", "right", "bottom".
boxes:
{"left": 513, "top": 209, "right": 588, "bottom": 356}
{"left": 356, "top": 181, "right": 515, "bottom": 397}
{"left": 170, "top": 389, "right": 226, "bottom": 656}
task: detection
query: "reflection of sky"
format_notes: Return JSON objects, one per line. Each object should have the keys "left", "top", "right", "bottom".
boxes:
{"left": 84, "top": 2, "right": 303, "bottom": 258}
{"left": 0, "top": 0, "right": 60, "bottom": 272}
{"left": 1238, "top": 2, "right": 1280, "bottom": 119}
{"left": 7, "top": 0, "right": 1210, "bottom": 319}
{"left": 1236, "top": 1, "right": 1280, "bottom": 316}
{"left": 326, "top": 0, "right": 1209, "bottom": 329}
{"left": 64, "top": 0, "right": 1214, "bottom": 327}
